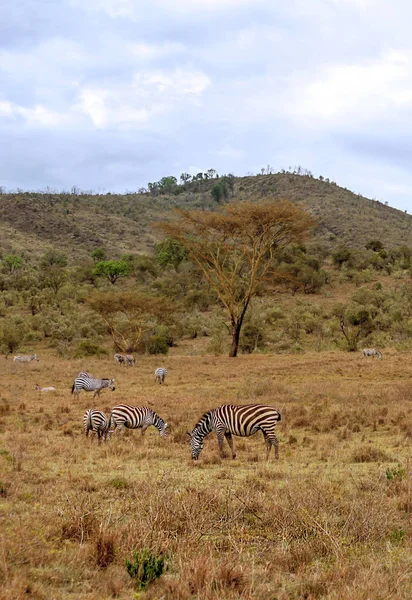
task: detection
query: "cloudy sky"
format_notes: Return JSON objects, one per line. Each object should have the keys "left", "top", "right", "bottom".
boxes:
{"left": 1, "top": 0, "right": 412, "bottom": 211}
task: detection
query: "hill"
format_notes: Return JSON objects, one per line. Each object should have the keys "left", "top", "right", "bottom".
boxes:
{"left": 1, "top": 173, "right": 411, "bottom": 260}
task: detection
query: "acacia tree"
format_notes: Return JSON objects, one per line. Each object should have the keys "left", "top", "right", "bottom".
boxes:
{"left": 158, "top": 200, "right": 314, "bottom": 357}
{"left": 87, "top": 290, "right": 172, "bottom": 352}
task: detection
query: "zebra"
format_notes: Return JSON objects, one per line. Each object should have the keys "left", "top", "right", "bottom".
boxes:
{"left": 71, "top": 372, "right": 116, "bottom": 398}
{"left": 34, "top": 384, "right": 56, "bottom": 392}
{"left": 362, "top": 348, "right": 382, "bottom": 359}
{"left": 155, "top": 367, "right": 167, "bottom": 384}
{"left": 187, "top": 404, "right": 282, "bottom": 461}
{"left": 83, "top": 409, "right": 111, "bottom": 442}
{"left": 110, "top": 404, "right": 168, "bottom": 438}
{"left": 114, "top": 353, "right": 126, "bottom": 365}
{"left": 114, "top": 353, "right": 136, "bottom": 366}
{"left": 13, "top": 354, "right": 39, "bottom": 363}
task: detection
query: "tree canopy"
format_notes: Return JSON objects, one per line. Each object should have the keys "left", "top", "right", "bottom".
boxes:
{"left": 157, "top": 199, "right": 314, "bottom": 356}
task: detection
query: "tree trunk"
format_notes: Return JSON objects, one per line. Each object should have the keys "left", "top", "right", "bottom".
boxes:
{"left": 229, "top": 322, "right": 242, "bottom": 357}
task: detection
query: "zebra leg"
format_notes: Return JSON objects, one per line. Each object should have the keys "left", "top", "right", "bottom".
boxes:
{"left": 267, "top": 432, "right": 279, "bottom": 459}
{"left": 215, "top": 428, "right": 226, "bottom": 458}
{"left": 224, "top": 432, "right": 236, "bottom": 459}
{"left": 141, "top": 424, "right": 149, "bottom": 436}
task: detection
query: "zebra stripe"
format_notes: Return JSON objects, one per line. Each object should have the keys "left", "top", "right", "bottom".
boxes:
{"left": 155, "top": 367, "right": 168, "bottom": 384}
{"left": 188, "top": 404, "right": 282, "bottom": 461}
{"left": 14, "top": 354, "right": 39, "bottom": 363}
{"left": 71, "top": 372, "right": 116, "bottom": 398}
{"left": 362, "top": 348, "right": 382, "bottom": 359}
{"left": 83, "top": 409, "right": 111, "bottom": 441}
{"left": 110, "top": 404, "right": 168, "bottom": 437}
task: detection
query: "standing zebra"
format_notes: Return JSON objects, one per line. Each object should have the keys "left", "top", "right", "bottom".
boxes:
{"left": 155, "top": 367, "right": 168, "bottom": 385}
{"left": 187, "top": 404, "right": 282, "bottom": 461}
{"left": 362, "top": 348, "right": 383, "bottom": 359}
{"left": 83, "top": 409, "right": 111, "bottom": 442}
{"left": 71, "top": 372, "right": 116, "bottom": 398}
{"left": 110, "top": 404, "right": 168, "bottom": 437}
{"left": 14, "top": 354, "right": 39, "bottom": 363}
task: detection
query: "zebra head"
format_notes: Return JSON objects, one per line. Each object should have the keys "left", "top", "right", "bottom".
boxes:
{"left": 187, "top": 428, "right": 205, "bottom": 460}
{"left": 33, "top": 354, "right": 39, "bottom": 361}
{"left": 108, "top": 378, "right": 116, "bottom": 391}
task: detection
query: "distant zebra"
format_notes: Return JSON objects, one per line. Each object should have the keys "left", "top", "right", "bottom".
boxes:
{"left": 155, "top": 367, "right": 167, "bottom": 384}
{"left": 83, "top": 409, "right": 111, "bottom": 442}
{"left": 14, "top": 354, "right": 39, "bottom": 363}
{"left": 114, "top": 353, "right": 136, "bottom": 366}
{"left": 110, "top": 404, "right": 168, "bottom": 437}
{"left": 114, "top": 353, "right": 126, "bottom": 365}
{"left": 71, "top": 372, "right": 116, "bottom": 398}
{"left": 362, "top": 348, "right": 382, "bottom": 359}
{"left": 34, "top": 384, "right": 56, "bottom": 392}
{"left": 187, "top": 404, "right": 282, "bottom": 461}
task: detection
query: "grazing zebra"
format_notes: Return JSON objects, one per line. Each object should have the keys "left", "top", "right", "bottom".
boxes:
{"left": 114, "top": 353, "right": 126, "bottom": 365}
{"left": 114, "top": 353, "right": 136, "bottom": 366}
{"left": 83, "top": 409, "right": 111, "bottom": 442}
{"left": 34, "top": 384, "right": 56, "bottom": 392}
{"left": 14, "top": 354, "right": 39, "bottom": 363}
{"left": 362, "top": 348, "right": 382, "bottom": 359}
{"left": 155, "top": 367, "right": 167, "bottom": 384}
{"left": 110, "top": 404, "right": 168, "bottom": 437}
{"left": 71, "top": 372, "right": 116, "bottom": 398}
{"left": 187, "top": 404, "right": 282, "bottom": 461}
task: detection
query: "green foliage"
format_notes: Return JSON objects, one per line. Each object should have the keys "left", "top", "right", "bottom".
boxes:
{"left": 386, "top": 466, "right": 406, "bottom": 480}
{"left": 211, "top": 183, "right": 223, "bottom": 203}
{"left": 125, "top": 548, "right": 167, "bottom": 590}
{"left": 1, "top": 254, "right": 24, "bottom": 275}
{"left": 146, "top": 335, "right": 169, "bottom": 355}
{"left": 74, "top": 340, "right": 108, "bottom": 358}
{"left": 40, "top": 250, "right": 68, "bottom": 268}
{"left": 0, "top": 318, "right": 27, "bottom": 355}
{"left": 93, "top": 260, "right": 131, "bottom": 285}
{"left": 155, "top": 238, "right": 188, "bottom": 270}
{"left": 91, "top": 248, "right": 107, "bottom": 262}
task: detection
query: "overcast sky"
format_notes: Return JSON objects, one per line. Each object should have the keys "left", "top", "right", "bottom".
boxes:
{"left": 1, "top": 0, "right": 412, "bottom": 211}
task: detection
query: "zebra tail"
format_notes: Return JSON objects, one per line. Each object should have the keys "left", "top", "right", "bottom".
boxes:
{"left": 71, "top": 383, "right": 75, "bottom": 394}
{"left": 87, "top": 410, "right": 93, "bottom": 433}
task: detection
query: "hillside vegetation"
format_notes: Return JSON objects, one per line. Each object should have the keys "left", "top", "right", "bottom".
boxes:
{"left": 1, "top": 172, "right": 411, "bottom": 259}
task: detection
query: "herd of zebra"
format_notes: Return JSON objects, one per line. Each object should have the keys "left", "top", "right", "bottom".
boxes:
{"left": 15, "top": 347, "right": 383, "bottom": 460}
{"left": 75, "top": 371, "right": 281, "bottom": 460}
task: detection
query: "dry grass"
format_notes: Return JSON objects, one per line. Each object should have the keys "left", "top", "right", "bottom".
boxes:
{"left": 1, "top": 350, "right": 412, "bottom": 599}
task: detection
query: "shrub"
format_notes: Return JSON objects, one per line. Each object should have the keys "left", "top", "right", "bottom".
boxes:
{"left": 125, "top": 548, "right": 168, "bottom": 590}
{"left": 146, "top": 335, "right": 169, "bottom": 355}
{"left": 74, "top": 340, "right": 108, "bottom": 358}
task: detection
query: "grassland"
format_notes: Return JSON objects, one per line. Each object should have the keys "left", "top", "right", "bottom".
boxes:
{"left": 1, "top": 349, "right": 412, "bottom": 599}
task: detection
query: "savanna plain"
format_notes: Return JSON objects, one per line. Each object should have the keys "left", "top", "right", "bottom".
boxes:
{"left": 1, "top": 350, "right": 412, "bottom": 600}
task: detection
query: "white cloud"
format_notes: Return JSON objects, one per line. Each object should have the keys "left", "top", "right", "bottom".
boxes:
{"left": 0, "top": 101, "right": 67, "bottom": 126}
{"left": 288, "top": 50, "right": 412, "bottom": 127}
{"left": 76, "top": 68, "right": 210, "bottom": 128}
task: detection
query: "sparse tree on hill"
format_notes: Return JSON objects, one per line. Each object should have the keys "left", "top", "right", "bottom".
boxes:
{"left": 93, "top": 260, "right": 131, "bottom": 285}
{"left": 157, "top": 200, "right": 314, "bottom": 357}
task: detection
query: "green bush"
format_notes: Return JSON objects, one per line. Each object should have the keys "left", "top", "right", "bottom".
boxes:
{"left": 74, "top": 340, "right": 108, "bottom": 358}
{"left": 146, "top": 335, "right": 169, "bottom": 355}
{"left": 125, "top": 548, "right": 167, "bottom": 590}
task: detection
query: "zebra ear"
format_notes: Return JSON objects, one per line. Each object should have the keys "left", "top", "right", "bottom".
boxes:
{"left": 164, "top": 422, "right": 168, "bottom": 428}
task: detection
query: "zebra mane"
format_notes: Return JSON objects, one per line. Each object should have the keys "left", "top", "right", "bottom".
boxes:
{"left": 193, "top": 410, "right": 213, "bottom": 432}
